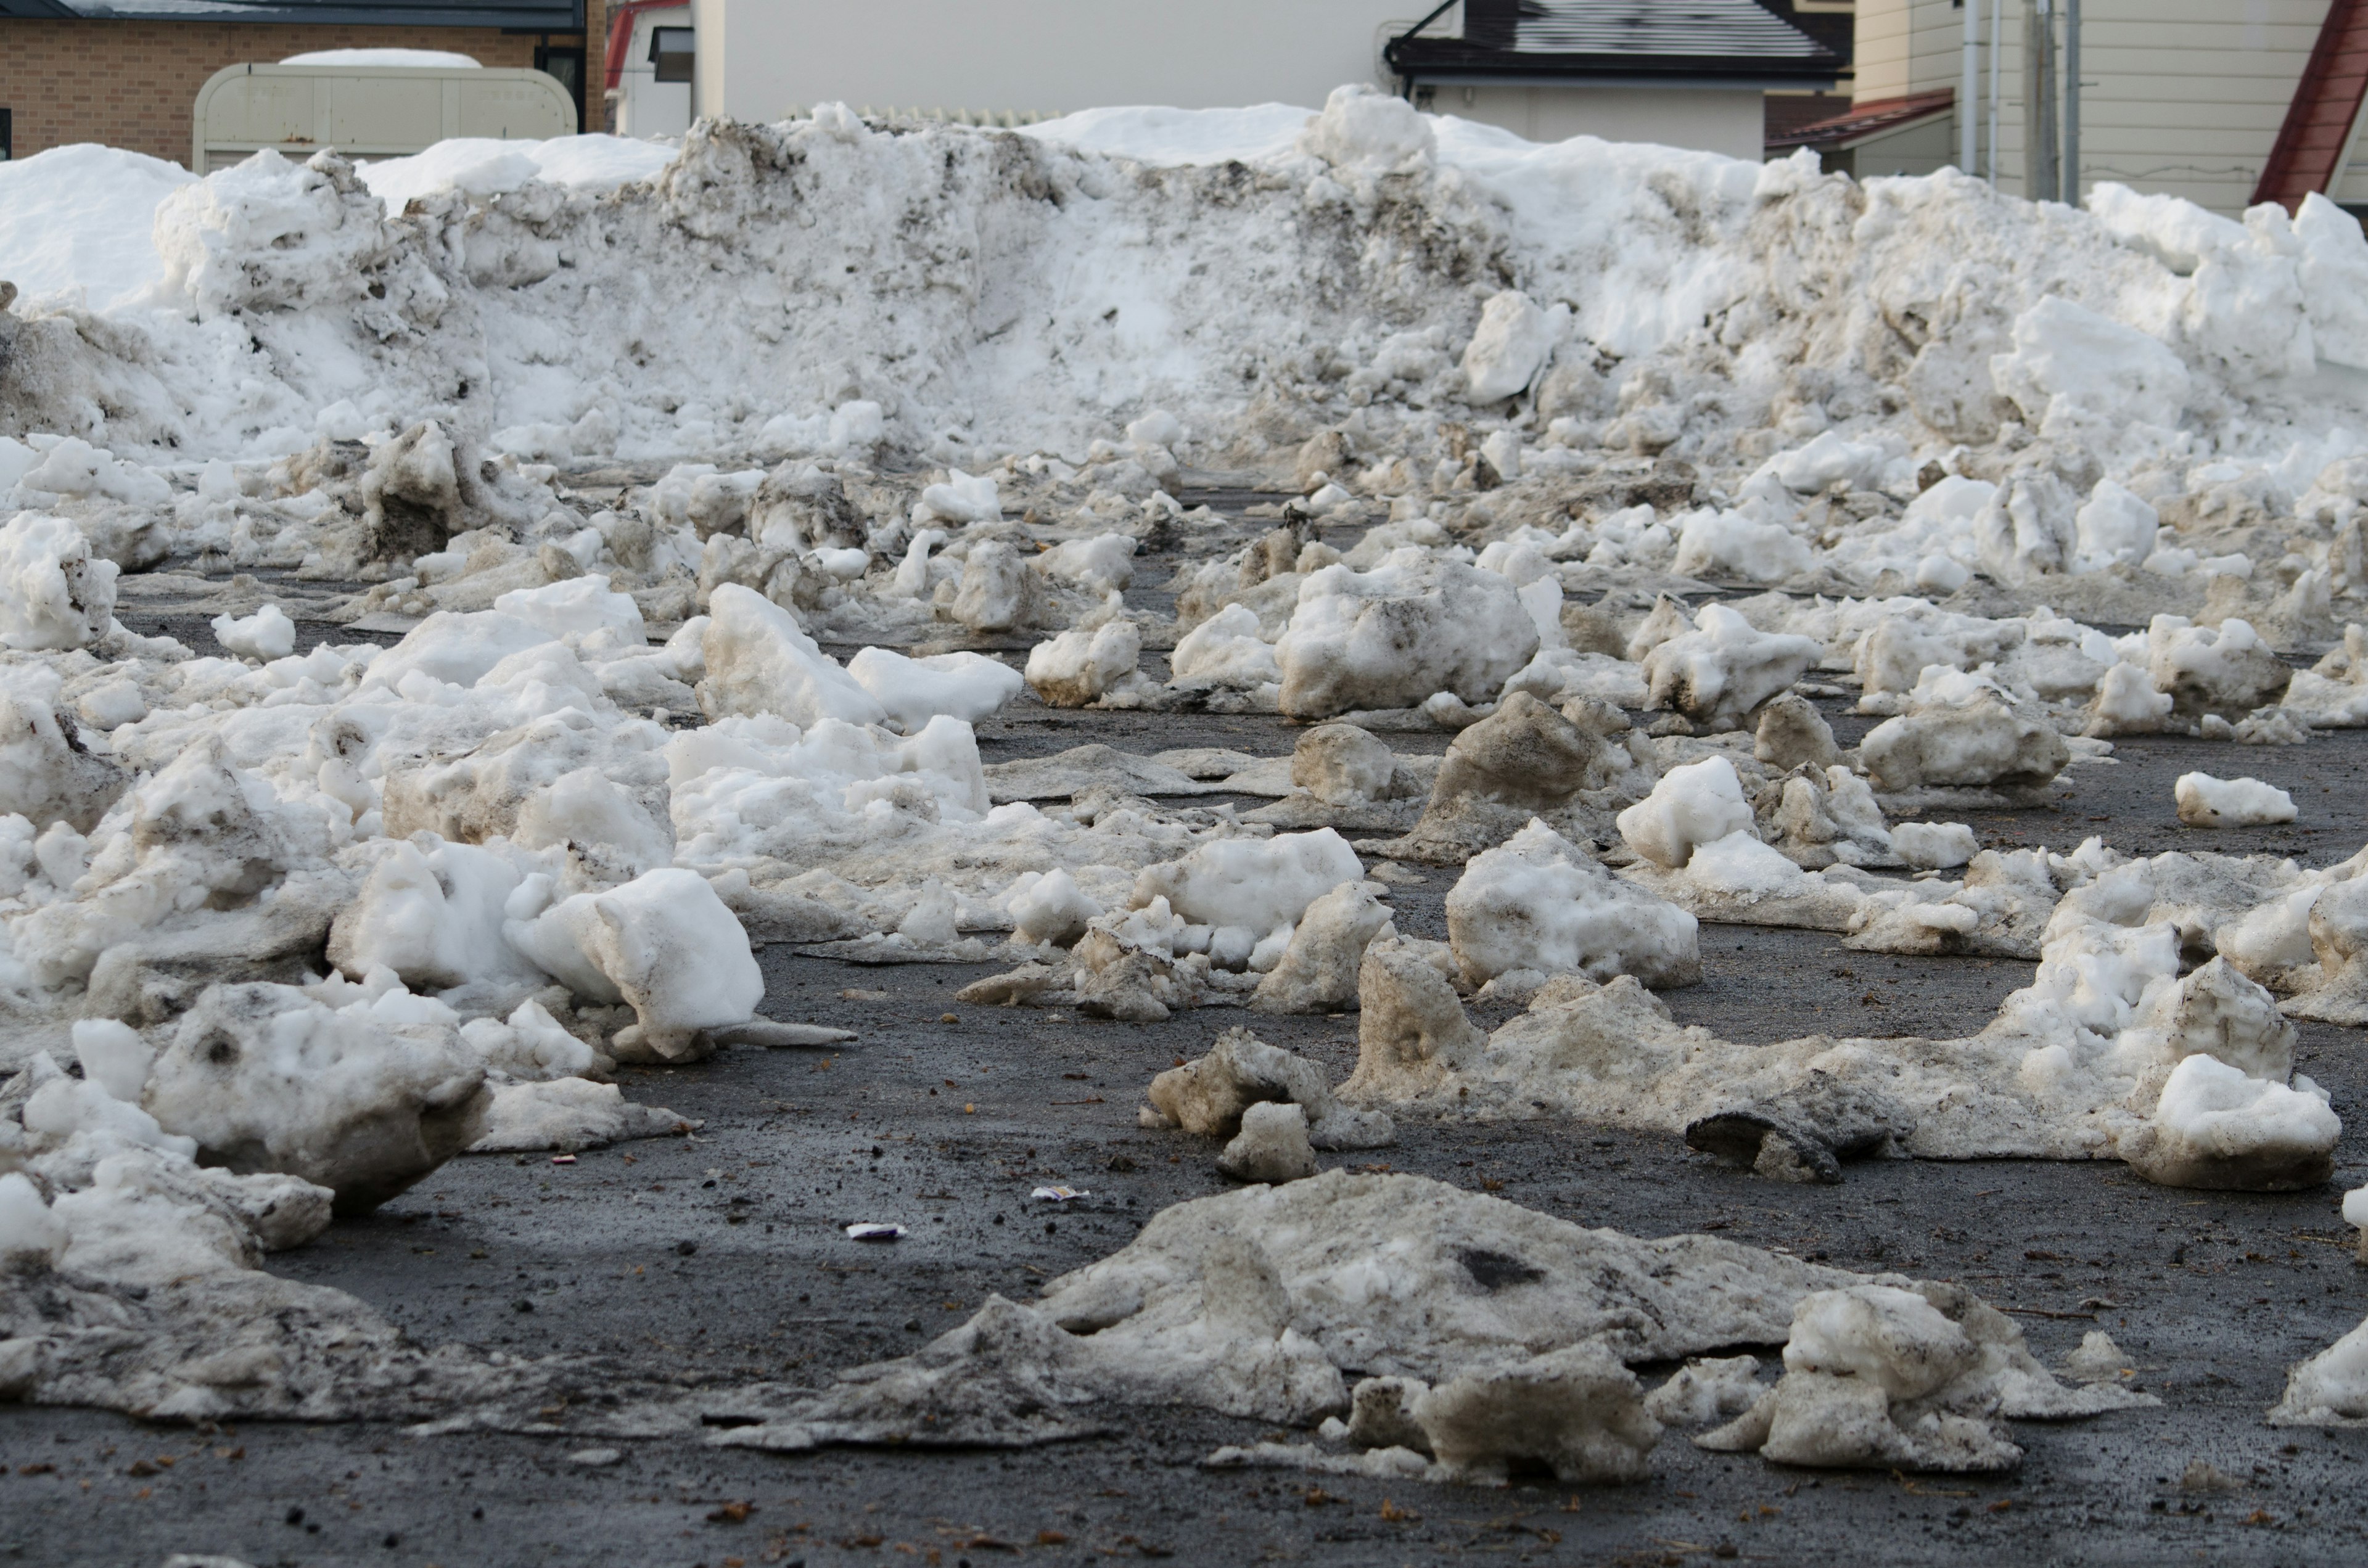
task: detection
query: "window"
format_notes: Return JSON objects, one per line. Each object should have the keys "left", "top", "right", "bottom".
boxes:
{"left": 651, "top": 27, "right": 694, "bottom": 84}
{"left": 1, "top": 108, "right": 10, "bottom": 162}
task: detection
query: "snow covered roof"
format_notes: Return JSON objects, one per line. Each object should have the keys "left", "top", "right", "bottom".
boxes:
{"left": 1388, "top": 0, "right": 1841, "bottom": 88}
{"left": 0, "top": 0, "right": 576, "bottom": 23}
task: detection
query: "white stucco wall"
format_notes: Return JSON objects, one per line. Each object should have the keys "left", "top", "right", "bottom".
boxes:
{"left": 1442, "top": 83, "right": 1767, "bottom": 158}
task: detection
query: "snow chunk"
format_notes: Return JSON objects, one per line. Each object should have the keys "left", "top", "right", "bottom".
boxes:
{"left": 144, "top": 979, "right": 491, "bottom": 1213}
{"left": 1989, "top": 294, "right": 2190, "bottom": 430}
{"left": 210, "top": 602, "right": 297, "bottom": 661}
{"left": 1026, "top": 620, "right": 1146, "bottom": 708}
{"left": 1449, "top": 820, "right": 1700, "bottom": 989}
{"left": 849, "top": 646, "right": 1024, "bottom": 732}
{"left": 1218, "top": 1101, "right": 1319, "bottom": 1184}
{"left": 503, "top": 867, "right": 764, "bottom": 1062}
{"left": 1275, "top": 554, "right": 1537, "bottom": 719}
{"left": 1134, "top": 829, "right": 1363, "bottom": 940}
{"left": 699, "top": 583, "right": 886, "bottom": 728}
{"left": 2173, "top": 772, "right": 2296, "bottom": 827}
{"left": 1616, "top": 756, "right": 1754, "bottom": 871}
{"left": 1640, "top": 604, "right": 1818, "bottom": 729}
{"left": 2119, "top": 1054, "right": 2338, "bottom": 1191}
{"left": 0, "top": 513, "right": 118, "bottom": 651}
{"left": 1461, "top": 290, "right": 1555, "bottom": 404}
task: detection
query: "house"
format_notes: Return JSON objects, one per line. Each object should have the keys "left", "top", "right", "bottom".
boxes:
{"left": 0, "top": 0, "right": 601, "bottom": 167}
{"left": 682, "top": 0, "right": 1841, "bottom": 160}
{"left": 1775, "top": 0, "right": 2365, "bottom": 219}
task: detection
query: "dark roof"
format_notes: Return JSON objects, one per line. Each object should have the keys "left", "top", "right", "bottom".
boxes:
{"left": 1388, "top": 0, "right": 1843, "bottom": 88}
{"left": 1767, "top": 88, "right": 1955, "bottom": 150}
{"left": 0, "top": 0, "right": 578, "bottom": 23}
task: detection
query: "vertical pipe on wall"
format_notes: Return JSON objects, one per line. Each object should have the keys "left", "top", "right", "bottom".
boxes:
{"left": 2024, "top": 0, "right": 2058, "bottom": 200}
{"left": 1988, "top": 0, "right": 2003, "bottom": 182}
{"left": 1960, "top": 0, "right": 1980, "bottom": 174}
{"left": 2063, "top": 0, "right": 2081, "bottom": 206}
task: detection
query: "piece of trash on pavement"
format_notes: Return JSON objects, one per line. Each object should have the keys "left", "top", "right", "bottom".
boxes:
{"left": 1032, "top": 1185, "right": 1090, "bottom": 1201}
{"left": 845, "top": 1222, "right": 908, "bottom": 1241}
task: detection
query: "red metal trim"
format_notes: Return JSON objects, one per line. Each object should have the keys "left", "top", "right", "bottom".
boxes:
{"left": 603, "top": 0, "right": 683, "bottom": 93}
{"left": 2256, "top": 0, "right": 2368, "bottom": 210}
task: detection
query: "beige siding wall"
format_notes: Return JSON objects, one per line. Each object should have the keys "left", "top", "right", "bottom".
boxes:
{"left": 1855, "top": 0, "right": 2327, "bottom": 215}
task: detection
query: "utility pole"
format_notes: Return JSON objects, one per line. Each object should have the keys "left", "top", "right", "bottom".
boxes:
{"left": 2024, "top": 0, "right": 2058, "bottom": 200}
{"left": 1961, "top": 0, "right": 1980, "bottom": 175}
{"left": 2063, "top": 0, "right": 2081, "bottom": 205}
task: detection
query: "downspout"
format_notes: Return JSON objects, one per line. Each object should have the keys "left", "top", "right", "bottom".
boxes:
{"left": 1987, "top": 0, "right": 2002, "bottom": 182}
{"left": 1960, "top": 0, "right": 1980, "bottom": 174}
{"left": 2062, "top": 0, "right": 2081, "bottom": 205}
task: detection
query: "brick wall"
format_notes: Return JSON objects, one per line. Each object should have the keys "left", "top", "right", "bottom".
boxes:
{"left": 0, "top": 22, "right": 588, "bottom": 167}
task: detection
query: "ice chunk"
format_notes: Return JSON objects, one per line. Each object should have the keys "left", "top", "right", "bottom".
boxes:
{"left": 2071, "top": 480, "right": 2160, "bottom": 572}
{"left": 72, "top": 1018, "right": 155, "bottom": 1103}
{"left": 1002, "top": 868, "right": 1103, "bottom": 946}
{"left": 328, "top": 837, "right": 533, "bottom": 992}
{"left": 1144, "top": 1027, "right": 1391, "bottom": 1150}
{"left": 469, "top": 1077, "right": 693, "bottom": 1154}
{"left": 950, "top": 540, "right": 1048, "bottom": 633}
{"left": 1298, "top": 83, "right": 1435, "bottom": 174}
{"left": 2173, "top": 772, "right": 2296, "bottom": 827}
{"left": 1858, "top": 683, "right": 2069, "bottom": 792}
{"left": 1698, "top": 1281, "right": 2142, "bottom": 1470}
{"left": 1670, "top": 509, "right": 1812, "bottom": 583}
{"left": 1449, "top": 820, "right": 1700, "bottom": 989}
{"left": 1172, "top": 602, "right": 1281, "bottom": 688}
{"left": 364, "top": 610, "right": 551, "bottom": 690}
{"left": 2084, "top": 660, "right": 2173, "bottom": 735}
{"left": 1289, "top": 722, "right": 1399, "bottom": 806}
{"left": 915, "top": 467, "right": 1001, "bottom": 525}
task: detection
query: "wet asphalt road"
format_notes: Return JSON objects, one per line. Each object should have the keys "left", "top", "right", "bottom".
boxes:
{"left": 14, "top": 611, "right": 2368, "bottom": 1564}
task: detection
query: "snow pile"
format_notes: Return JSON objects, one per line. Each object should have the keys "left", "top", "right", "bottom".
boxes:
{"left": 713, "top": 1173, "right": 2144, "bottom": 1471}
{"left": 1700, "top": 1282, "right": 2150, "bottom": 1470}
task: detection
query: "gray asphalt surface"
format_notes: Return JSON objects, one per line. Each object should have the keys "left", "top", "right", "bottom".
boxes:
{"left": 13, "top": 580, "right": 2368, "bottom": 1566}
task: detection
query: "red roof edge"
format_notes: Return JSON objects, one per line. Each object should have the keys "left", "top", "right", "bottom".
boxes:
{"left": 2256, "top": 0, "right": 2368, "bottom": 211}
{"left": 1767, "top": 88, "right": 1954, "bottom": 150}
